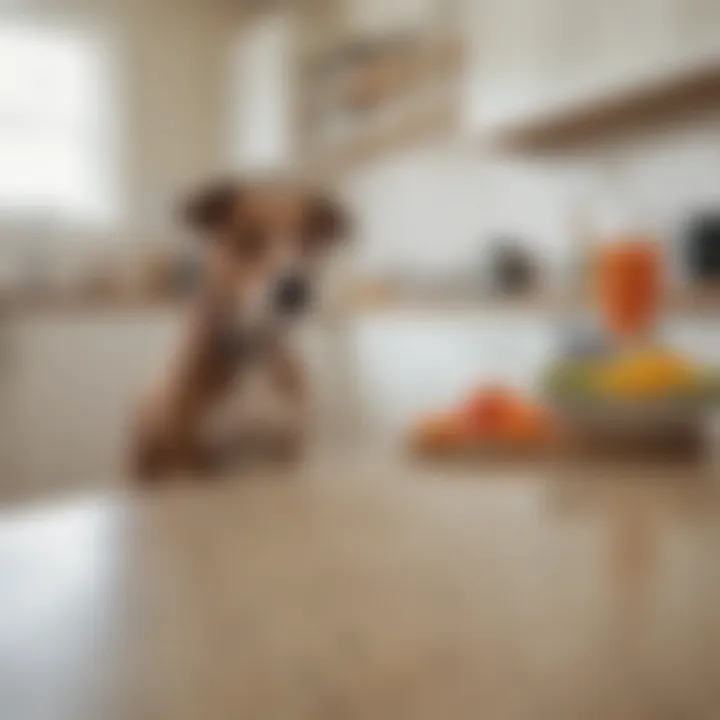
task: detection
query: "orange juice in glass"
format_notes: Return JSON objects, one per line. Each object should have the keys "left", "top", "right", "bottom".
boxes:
{"left": 598, "top": 238, "right": 663, "bottom": 339}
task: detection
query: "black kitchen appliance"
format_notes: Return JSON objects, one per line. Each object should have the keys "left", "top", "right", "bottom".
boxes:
{"left": 684, "top": 212, "right": 720, "bottom": 282}
{"left": 486, "top": 238, "right": 537, "bottom": 295}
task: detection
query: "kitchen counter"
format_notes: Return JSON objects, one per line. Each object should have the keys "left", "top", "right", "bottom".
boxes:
{"left": 1, "top": 307, "right": 718, "bottom": 502}
{"left": 1, "top": 308, "right": 720, "bottom": 720}
{"left": 2, "top": 455, "right": 720, "bottom": 719}
{"left": 2, "top": 282, "right": 719, "bottom": 318}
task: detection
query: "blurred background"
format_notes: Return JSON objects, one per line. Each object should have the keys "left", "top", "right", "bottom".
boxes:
{"left": 1, "top": 2, "right": 720, "bottom": 718}
{"left": 0, "top": 0, "right": 719, "bottom": 496}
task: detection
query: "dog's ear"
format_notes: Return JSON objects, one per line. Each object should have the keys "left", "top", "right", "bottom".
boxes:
{"left": 182, "top": 180, "right": 239, "bottom": 233}
{"left": 306, "top": 195, "right": 350, "bottom": 246}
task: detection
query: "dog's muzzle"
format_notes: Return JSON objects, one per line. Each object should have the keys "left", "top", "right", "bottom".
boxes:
{"left": 274, "top": 275, "right": 311, "bottom": 315}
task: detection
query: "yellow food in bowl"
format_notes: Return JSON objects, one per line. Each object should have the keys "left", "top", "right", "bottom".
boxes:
{"left": 595, "top": 350, "right": 698, "bottom": 398}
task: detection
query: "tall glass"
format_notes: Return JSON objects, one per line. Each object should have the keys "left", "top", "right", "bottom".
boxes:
{"left": 598, "top": 239, "right": 662, "bottom": 340}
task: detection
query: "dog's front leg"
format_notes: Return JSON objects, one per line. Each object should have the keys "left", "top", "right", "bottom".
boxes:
{"left": 267, "top": 343, "right": 307, "bottom": 461}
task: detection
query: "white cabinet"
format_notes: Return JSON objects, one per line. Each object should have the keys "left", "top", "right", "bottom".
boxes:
{"left": 467, "top": 0, "right": 554, "bottom": 127}
{"left": 677, "top": 0, "right": 720, "bottom": 61}
{"left": 465, "top": 0, "right": 719, "bottom": 136}
{"left": 343, "top": 0, "right": 440, "bottom": 34}
{"left": 549, "top": 0, "right": 680, "bottom": 100}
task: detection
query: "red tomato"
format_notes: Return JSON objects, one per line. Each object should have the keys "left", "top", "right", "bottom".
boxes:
{"left": 464, "top": 385, "right": 516, "bottom": 433}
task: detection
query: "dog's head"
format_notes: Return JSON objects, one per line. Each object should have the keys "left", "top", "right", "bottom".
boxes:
{"left": 182, "top": 178, "right": 348, "bottom": 326}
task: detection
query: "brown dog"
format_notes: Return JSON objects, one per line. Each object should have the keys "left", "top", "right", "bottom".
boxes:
{"left": 132, "top": 178, "right": 348, "bottom": 481}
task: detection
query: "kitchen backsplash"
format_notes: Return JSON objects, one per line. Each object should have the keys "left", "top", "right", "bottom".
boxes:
{"left": 341, "top": 101, "right": 720, "bottom": 290}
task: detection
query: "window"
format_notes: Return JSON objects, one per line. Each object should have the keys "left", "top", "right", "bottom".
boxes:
{"left": 0, "top": 23, "right": 114, "bottom": 225}
{"left": 232, "top": 13, "right": 293, "bottom": 171}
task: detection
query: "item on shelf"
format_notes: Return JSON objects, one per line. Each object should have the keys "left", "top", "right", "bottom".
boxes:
{"left": 684, "top": 211, "right": 720, "bottom": 283}
{"left": 486, "top": 238, "right": 537, "bottom": 296}
{"left": 598, "top": 239, "right": 662, "bottom": 339}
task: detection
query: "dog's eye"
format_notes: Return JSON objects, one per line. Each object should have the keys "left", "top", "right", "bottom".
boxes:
{"left": 235, "top": 229, "right": 265, "bottom": 262}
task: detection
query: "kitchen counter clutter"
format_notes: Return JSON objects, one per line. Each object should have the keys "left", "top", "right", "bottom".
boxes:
{"left": 0, "top": 243, "right": 200, "bottom": 317}
{"left": 543, "top": 346, "right": 720, "bottom": 467}
{"left": 406, "top": 240, "right": 720, "bottom": 470}
{"left": 409, "top": 384, "right": 559, "bottom": 462}
{"left": 409, "top": 348, "right": 720, "bottom": 470}
{"left": 0, "top": 289, "right": 186, "bottom": 316}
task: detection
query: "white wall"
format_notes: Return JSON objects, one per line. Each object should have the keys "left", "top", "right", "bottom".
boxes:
{"left": 345, "top": 139, "right": 587, "bottom": 279}
{"left": 0, "top": 0, "right": 242, "bottom": 248}
{"left": 342, "top": 105, "right": 720, "bottom": 286}
{"left": 334, "top": 0, "right": 720, "bottom": 287}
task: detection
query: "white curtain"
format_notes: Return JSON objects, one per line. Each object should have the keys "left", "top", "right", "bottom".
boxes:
{"left": 0, "top": 23, "right": 112, "bottom": 225}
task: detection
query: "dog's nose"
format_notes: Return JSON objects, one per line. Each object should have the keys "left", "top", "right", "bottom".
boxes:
{"left": 274, "top": 275, "right": 310, "bottom": 314}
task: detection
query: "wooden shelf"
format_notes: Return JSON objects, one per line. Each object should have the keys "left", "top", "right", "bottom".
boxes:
{"left": 336, "top": 283, "right": 720, "bottom": 317}
{"left": 299, "top": 29, "right": 463, "bottom": 179}
{"left": 312, "top": 99, "right": 457, "bottom": 180}
{"left": 316, "top": 35, "right": 463, "bottom": 113}
{"left": 477, "top": 51, "right": 720, "bottom": 151}
{"left": 0, "top": 293, "right": 185, "bottom": 317}
{"left": 2, "top": 283, "right": 718, "bottom": 319}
